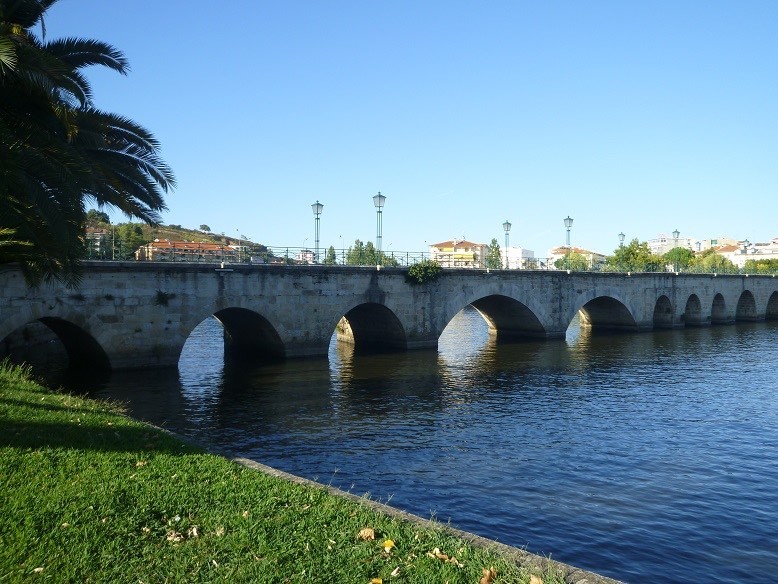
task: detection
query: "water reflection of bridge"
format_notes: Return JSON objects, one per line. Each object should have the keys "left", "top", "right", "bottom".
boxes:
{"left": 1, "top": 262, "right": 777, "bottom": 371}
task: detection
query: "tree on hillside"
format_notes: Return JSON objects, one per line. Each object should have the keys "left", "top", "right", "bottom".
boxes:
{"left": 199, "top": 224, "right": 211, "bottom": 232}
{"left": 0, "top": 0, "right": 175, "bottom": 285}
{"left": 604, "top": 239, "right": 664, "bottom": 272}
{"left": 484, "top": 238, "right": 503, "bottom": 269}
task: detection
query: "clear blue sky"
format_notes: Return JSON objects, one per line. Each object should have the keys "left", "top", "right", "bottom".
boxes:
{"left": 47, "top": 0, "right": 777, "bottom": 256}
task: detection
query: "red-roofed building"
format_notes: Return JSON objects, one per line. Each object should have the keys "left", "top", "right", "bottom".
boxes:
{"left": 135, "top": 240, "right": 237, "bottom": 262}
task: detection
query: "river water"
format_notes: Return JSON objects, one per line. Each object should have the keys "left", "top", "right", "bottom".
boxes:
{"left": 50, "top": 308, "right": 777, "bottom": 582}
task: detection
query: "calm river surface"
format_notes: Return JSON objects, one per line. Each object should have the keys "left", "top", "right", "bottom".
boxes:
{"left": 57, "top": 308, "right": 777, "bottom": 583}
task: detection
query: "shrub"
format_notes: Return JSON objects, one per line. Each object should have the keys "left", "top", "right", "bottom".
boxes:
{"left": 406, "top": 259, "right": 442, "bottom": 285}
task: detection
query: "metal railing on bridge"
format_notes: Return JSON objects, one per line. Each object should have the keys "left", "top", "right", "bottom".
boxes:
{"left": 84, "top": 242, "right": 775, "bottom": 275}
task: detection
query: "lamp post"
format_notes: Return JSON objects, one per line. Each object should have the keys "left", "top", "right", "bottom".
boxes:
{"left": 502, "top": 220, "right": 511, "bottom": 269}
{"left": 672, "top": 229, "right": 680, "bottom": 272}
{"left": 564, "top": 216, "right": 573, "bottom": 268}
{"left": 618, "top": 232, "right": 625, "bottom": 247}
{"left": 373, "top": 192, "right": 386, "bottom": 262}
{"left": 311, "top": 200, "right": 323, "bottom": 263}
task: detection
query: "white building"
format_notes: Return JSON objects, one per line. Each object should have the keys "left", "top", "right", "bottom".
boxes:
{"left": 715, "top": 237, "right": 778, "bottom": 269}
{"left": 647, "top": 234, "right": 738, "bottom": 255}
{"left": 502, "top": 246, "right": 535, "bottom": 269}
{"left": 296, "top": 249, "right": 315, "bottom": 264}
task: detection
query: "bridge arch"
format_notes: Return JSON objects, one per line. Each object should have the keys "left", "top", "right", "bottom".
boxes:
{"left": 767, "top": 291, "right": 778, "bottom": 320}
{"left": 577, "top": 296, "right": 638, "bottom": 332}
{"left": 337, "top": 303, "right": 406, "bottom": 353}
{"left": 211, "top": 307, "right": 286, "bottom": 362}
{"left": 711, "top": 293, "right": 729, "bottom": 324}
{"left": 468, "top": 294, "right": 546, "bottom": 340}
{"left": 735, "top": 291, "right": 758, "bottom": 322}
{"left": 653, "top": 295, "right": 674, "bottom": 328}
{"left": 1, "top": 316, "right": 110, "bottom": 370}
{"left": 683, "top": 294, "right": 704, "bottom": 326}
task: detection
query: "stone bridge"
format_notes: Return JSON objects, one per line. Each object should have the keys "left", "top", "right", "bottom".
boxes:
{"left": 2, "top": 262, "right": 777, "bottom": 370}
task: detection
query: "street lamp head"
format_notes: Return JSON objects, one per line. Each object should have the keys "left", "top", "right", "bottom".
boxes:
{"left": 672, "top": 229, "right": 680, "bottom": 240}
{"left": 373, "top": 191, "right": 386, "bottom": 209}
{"left": 503, "top": 220, "right": 512, "bottom": 233}
{"left": 311, "top": 200, "right": 323, "bottom": 216}
{"left": 564, "top": 216, "right": 573, "bottom": 229}
{"left": 618, "top": 232, "right": 625, "bottom": 244}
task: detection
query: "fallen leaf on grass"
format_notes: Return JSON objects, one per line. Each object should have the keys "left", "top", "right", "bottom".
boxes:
{"left": 166, "top": 530, "right": 184, "bottom": 542}
{"left": 383, "top": 539, "right": 395, "bottom": 553}
{"left": 530, "top": 576, "right": 544, "bottom": 584}
{"left": 479, "top": 567, "right": 497, "bottom": 584}
{"left": 426, "top": 547, "right": 464, "bottom": 568}
{"left": 390, "top": 566, "right": 401, "bottom": 577}
{"left": 370, "top": 579, "right": 382, "bottom": 584}
{"left": 187, "top": 526, "right": 199, "bottom": 538}
{"left": 135, "top": 460, "right": 147, "bottom": 467}
{"left": 358, "top": 527, "right": 375, "bottom": 541}
{"left": 32, "top": 567, "right": 44, "bottom": 574}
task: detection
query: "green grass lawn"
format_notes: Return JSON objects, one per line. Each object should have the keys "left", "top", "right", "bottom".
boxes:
{"left": 0, "top": 363, "right": 610, "bottom": 583}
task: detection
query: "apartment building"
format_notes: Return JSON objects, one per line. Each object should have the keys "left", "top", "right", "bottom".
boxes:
{"left": 429, "top": 240, "right": 486, "bottom": 268}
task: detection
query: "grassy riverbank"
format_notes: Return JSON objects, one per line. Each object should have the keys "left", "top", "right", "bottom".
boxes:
{"left": 0, "top": 363, "right": 601, "bottom": 583}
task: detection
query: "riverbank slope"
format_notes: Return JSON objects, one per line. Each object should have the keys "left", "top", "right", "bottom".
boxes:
{"left": 0, "top": 363, "right": 619, "bottom": 583}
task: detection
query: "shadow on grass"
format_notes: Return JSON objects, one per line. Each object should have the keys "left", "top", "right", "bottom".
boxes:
{"left": 0, "top": 396, "right": 120, "bottom": 417}
{"left": 0, "top": 419, "right": 197, "bottom": 455}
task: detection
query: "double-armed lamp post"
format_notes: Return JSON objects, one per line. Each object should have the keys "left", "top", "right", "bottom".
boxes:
{"left": 311, "top": 200, "right": 323, "bottom": 263}
{"left": 503, "top": 220, "right": 511, "bottom": 269}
